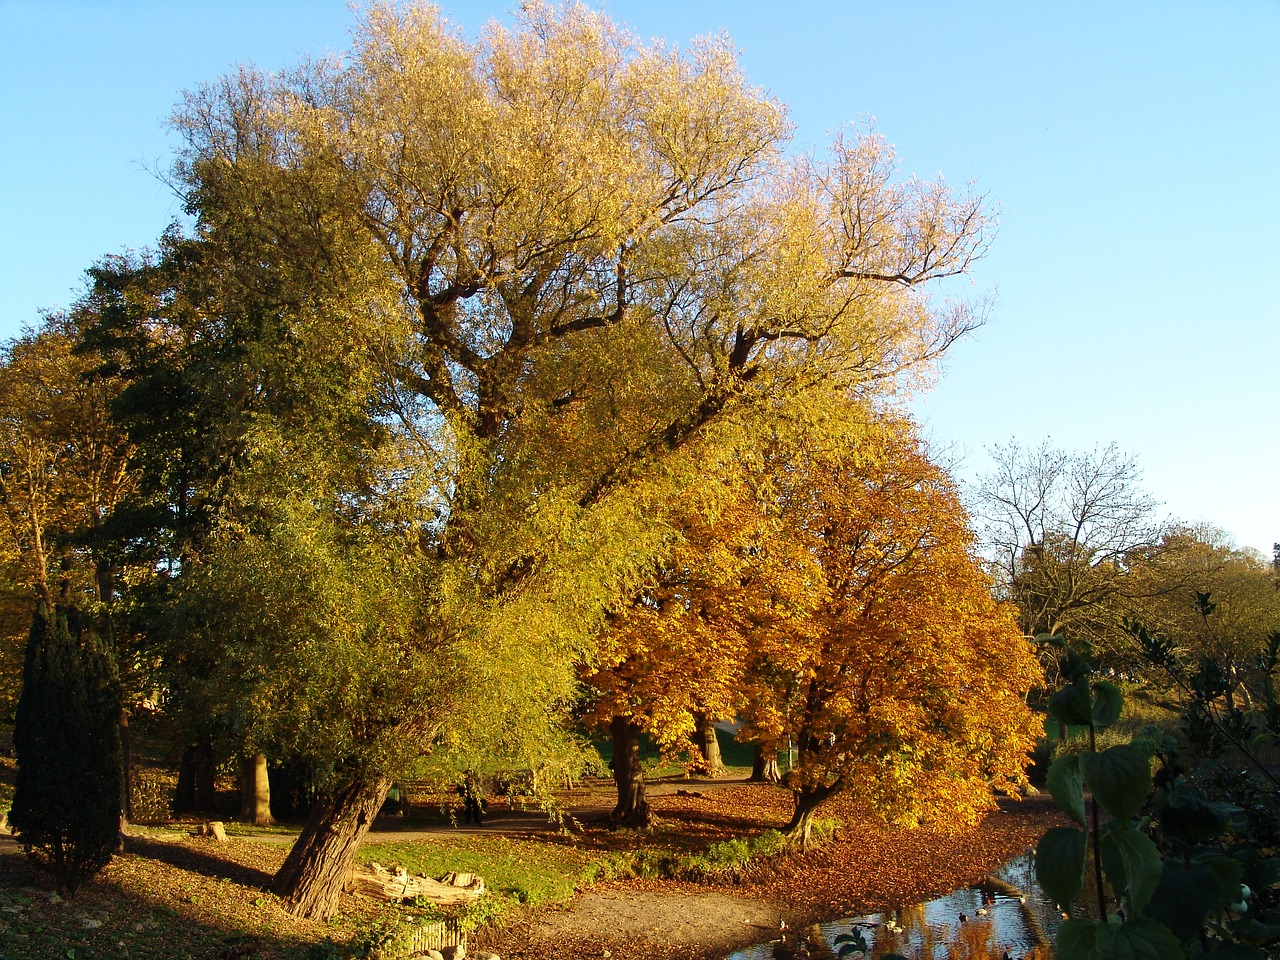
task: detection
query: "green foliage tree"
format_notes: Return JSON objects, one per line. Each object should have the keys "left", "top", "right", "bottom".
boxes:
{"left": 1126, "top": 526, "right": 1280, "bottom": 708}
{"left": 65, "top": 1, "right": 994, "bottom": 920}
{"left": 10, "top": 603, "right": 123, "bottom": 897}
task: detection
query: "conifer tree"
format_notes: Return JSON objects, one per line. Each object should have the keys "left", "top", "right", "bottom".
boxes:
{"left": 10, "top": 603, "right": 122, "bottom": 897}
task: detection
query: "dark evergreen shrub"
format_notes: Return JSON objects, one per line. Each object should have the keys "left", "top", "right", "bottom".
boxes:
{"left": 10, "top": 603, "right": 122, "bottom": 896}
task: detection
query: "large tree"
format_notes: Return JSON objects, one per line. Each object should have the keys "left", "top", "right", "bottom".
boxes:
{"left": 108, "top": 2, "right": 994, "bottom": 919}
{"left": 750, "top": 424, "right": 1043, "bottom": 847}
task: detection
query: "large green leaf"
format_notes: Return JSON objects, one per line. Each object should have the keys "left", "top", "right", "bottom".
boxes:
{"left": 1047, "top": 753, "right": 1087, "bottom": 826}
{"left": 1049, "top": 681, "right": 1094, "bottom": 727}
{"left": 1156, "top": 783, "right": 1236, "bottom": 845}
{"left": 1036, "top": 826, "right": 1087, "bottom": 913}
{"left": 1091, "top": 680, "right": 1123, "bottom": 729}
{"left": 1058, "top": 917, "right": 1184, "bottom": 960}
{"left": 1200, "top": 853, "right": 1245, "bottom": 909}
{"left": 1145, "top": 862, "right": 1217, "bottom": 943}
{"left": 1100, "top": 825, "right": 1163, "bottom": 918}
{"left": 1083, "top": 744, "right": 1152, "bottom": 824}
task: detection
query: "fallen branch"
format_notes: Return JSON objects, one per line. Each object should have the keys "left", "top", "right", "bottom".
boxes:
{"left": 347, "top": 863, "right": 485, "bottom": 905}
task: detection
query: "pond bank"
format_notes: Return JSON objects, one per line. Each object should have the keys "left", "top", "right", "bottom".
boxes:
{"left": 481, "top": 792, "right": 1065, "bottom": 960}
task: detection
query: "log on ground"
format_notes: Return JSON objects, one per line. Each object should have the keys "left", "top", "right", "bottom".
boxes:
{"left": 347, "top": 863, "right": 485, "bottom": 905}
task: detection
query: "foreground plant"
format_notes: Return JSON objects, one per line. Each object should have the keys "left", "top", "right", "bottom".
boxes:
{"left": 1035, "top": 635, "right": 1279, "bottom": 959}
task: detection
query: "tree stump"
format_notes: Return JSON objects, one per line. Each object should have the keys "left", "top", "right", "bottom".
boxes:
{"left": 190, "top": 820, "right": 228, "bottom": 841}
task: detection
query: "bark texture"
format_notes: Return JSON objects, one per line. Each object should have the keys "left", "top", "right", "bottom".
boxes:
{"left": 239, "top": 753, "right": 275, "bottom": 826}
{"left": 692, "top": 713, "right": 726, "bottom": 778}
{"left": 749, "top": 743, "right": 781, "bottom": 784}
{"left": 348, "top": 863, "right": 484, "bottom": 905}
{"left": 609, "top": 715, "right": 650, "bottom": 828}
{"left": 272, "top": 773, "right": 391, "bottom": 920}
{"left": 784, "top": 782, "right": 840, "bottom": 851}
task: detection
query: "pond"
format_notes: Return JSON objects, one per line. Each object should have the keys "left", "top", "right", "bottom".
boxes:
{"left": 727, "top": 852, "right": 1062, "bottom": 959}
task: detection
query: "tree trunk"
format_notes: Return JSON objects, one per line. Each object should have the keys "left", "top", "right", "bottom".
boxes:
{"left": 239, "top": 753, "right": 274, "bottom": 826}
{"left": 609, "top": 715, "right": 650, "bottom": 828}
{"left": 784, "top": 783, "right": 839, "bottom": 851}
{"left": 174, "top": 746, "right": 197, "bottom": 814}
{"left": 175, "top": 742, "right": 218, "bottom": 814}
{"left": 120, "top": 707, "right": 132, "bottom": 826}
{"left": 194, "top": 741, "right": 216, "bottom": 812}
{"left": 692, "top": 712, "right": 726, "bottom": 778}
{"left": 750, "top": 743, "right": 781, "bottom": 784}
{"left": 271, "top": 773, "right": 391, "bottom": 920}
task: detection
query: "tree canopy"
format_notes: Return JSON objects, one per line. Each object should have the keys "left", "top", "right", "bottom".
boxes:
{"left": 3, "top": 1, "right": 1004, "bottom": 919}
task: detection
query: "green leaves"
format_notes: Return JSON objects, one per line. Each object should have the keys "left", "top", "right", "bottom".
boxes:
{"left": 1100, "top": 825, "right": 1163, "bottom": 918}
{"left": 1057, "top": 917, "right": 1183, "bottom": 960}
{"left": 1037, "top": 826, "right": 1088, "bottom": 913}
{"left": 1048, "top": 753, "right": 1087, "bottom": 827}
{"left": 1083, "top": 745, "right": 1152, "bottom": 824}
{"left": 1048, "top": 677, "right": 1123, "bottom": 730}
{"left": 1091, "top": 681, "right": 1124, "bottom": 729}
{"left": 1049, "top": 681, "right": 1094, "bottom": 727}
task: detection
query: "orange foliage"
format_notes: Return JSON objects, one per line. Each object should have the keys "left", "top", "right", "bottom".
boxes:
{"left": 581, "top": 477, "right": 821, "bottom": 753}
{"left": 749, "top": 422, "right": 1044, "bottom": 828}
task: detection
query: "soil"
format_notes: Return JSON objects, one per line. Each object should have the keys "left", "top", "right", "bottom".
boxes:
{"left": 477, "top": 781, "right": 1063, "bottom": 960}
{"left": 0, "top": 774, "right": 1065, "bottom": 960}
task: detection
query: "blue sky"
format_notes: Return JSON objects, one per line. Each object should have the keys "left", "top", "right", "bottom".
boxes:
{"left": 2, "top": 1, "right": 1277, "bottom": 554}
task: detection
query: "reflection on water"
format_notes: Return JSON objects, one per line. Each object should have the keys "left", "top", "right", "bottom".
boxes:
{"left": 727, "top": 853, "right": 1060, "bottom": 960}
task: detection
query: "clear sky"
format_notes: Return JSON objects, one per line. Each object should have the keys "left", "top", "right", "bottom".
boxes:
{"left": 2, "top": 1, "right": 1277, "bottom": 555}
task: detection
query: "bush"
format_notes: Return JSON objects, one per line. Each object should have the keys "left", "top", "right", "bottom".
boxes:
{"left": 10, "top": 603, "right": 122, "bottom": 896}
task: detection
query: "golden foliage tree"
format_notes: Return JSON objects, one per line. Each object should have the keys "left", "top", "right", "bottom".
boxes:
{"left": 133, "top": 1, "right": 995, "bottom": 917}
{"left": 582, "top": 469, "right": 822, "bottom": 825}
{"left": 746, "top": 424, "right": 1043, "bottom": 847}
{"left": 0, "top": 314, "right": 135, "bottom": 715}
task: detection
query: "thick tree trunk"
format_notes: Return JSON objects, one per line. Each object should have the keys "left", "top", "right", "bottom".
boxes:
{"left": 692, "top": 712, "right": 726, "bottom": 778}
{"left": 609, "top": 715, "right": 650, "bottom": 828}
{"left": 784, "top": 783, "right": 839, "bottom": 851}
{"left": 750, "top": 743, "right": 781, "bottom": 784}
{"left": 271, "top": 773, "right": 391, "bottom": 920}
{"left": 174, "top": 746, "right": 197, "bottom": 814}
{"left": 239, "top": 753, "right": 275, "bottom": 826}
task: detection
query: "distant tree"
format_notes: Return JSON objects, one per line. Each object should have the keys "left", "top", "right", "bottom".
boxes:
{"left": 10, "top": 603, "right": 123, "bottom": 897}
{"left": 1128, "top": 525, "right": 1280, "bottom": 709}
{"left": 973, "top": 440, "right": 1163, "bottom": 669}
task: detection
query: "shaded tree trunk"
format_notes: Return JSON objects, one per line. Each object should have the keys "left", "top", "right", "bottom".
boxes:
{"left": 609, "top": 715, "right": 650, "bottom": 828}
{"left": 749, "top": 743, "right": 781, "bottom": 784}
{"left": 692, "top": 712, "right": 726, "bottom": 778}
{"left": 272, "top": 773, "right": 391, "bottom": 920}
{"left": 173, "top": 742, "right": 217, "bottom": 815}
{"left": 173, "top": 746, "right": 196, "bottom": 814}
{"left": 120, "top": 707, "right": 132, "bottom": 826}
{"left": 239, "top": 753, "right": 274, "bottom": 826}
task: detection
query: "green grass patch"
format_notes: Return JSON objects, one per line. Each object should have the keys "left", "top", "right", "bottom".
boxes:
{"left": 359, "top": 834, "right": 599, "bottom": 929}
